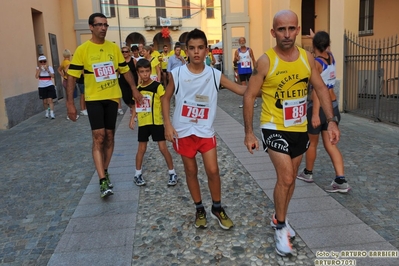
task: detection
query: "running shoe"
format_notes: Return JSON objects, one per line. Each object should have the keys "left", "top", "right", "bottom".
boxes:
{"left": 100, "top": 180, "right": 113, "bottom": 198}
{"left": 50, "top": 113, "right": 55, "bottom": 119}
{"left": 167, "top": 173, "right": 178, "bottom": 186}
{"left": 211, "top": 207, "right": 234, "bottom": 230}
{"left": 254, "top": 102, "right": 258, "bottom": 108}
{"left": 325, "top": 180, "right": 351, "bottom": 193}
{"left": 45, "top": 110, "right": 49, "bottom": 118}
{"left": 297, "top": 170, "right": 314, "bottom": 183}
{"left": 118, "top": 109, "right": 124, "bottom": 115}
{"left": 80, "top": 110, "right": 88, "bottom": 116}
{"left": 194, "top": 208, "right": 207, "bottom": 229}
{"left": 105, "top": 172, "right": 113, "bottom": 188}
{"left": 274, "top": 227, "right": 293, "bottom": 256}
{"left": 133, "top": 174, "right": 146, "bottom": 186}
{"left": 239, "top": 104, "right": 243, "bottom": 108}
{"left": 66, "top": 115, "right": 79, "bottom": 121}
{"left": 270, "top": 213, "right": 296, "bottom": 239}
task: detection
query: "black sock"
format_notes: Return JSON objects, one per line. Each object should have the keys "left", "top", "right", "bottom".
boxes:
{"left": 195, "top": 201, "right": 204, "bottom": 210}
{"left": 99, "top": 178, "right": 106, "bottom": 184}
{"left": 212, "top": 201, "right": 221, "bottom": 210}
{"left": 104, "top": 169, "right": 108, "bottom": 174}
{"left": 276, "top": 215, "right": 286, "bottom": 229}
{"left": 334, "top": 176, "right": 346, "bottom": 184}
{"left": 304, "top": 168, "right": 313, "bottom": 174}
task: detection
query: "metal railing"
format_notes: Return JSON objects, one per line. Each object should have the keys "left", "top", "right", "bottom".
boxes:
{"left": 343, "top": 32, "right": 399, "bottom": 124}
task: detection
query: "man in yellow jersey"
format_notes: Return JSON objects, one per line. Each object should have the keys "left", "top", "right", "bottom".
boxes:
{"left": 243, "top": 10, "right": 340, "bottom": 256}
{"left": 66, "top": 12, "right": 142, "bottom": 198}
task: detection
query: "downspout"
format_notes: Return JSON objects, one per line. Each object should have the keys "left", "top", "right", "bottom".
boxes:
{"left": 116, "top": 0, "right": 122, "bottom": 47}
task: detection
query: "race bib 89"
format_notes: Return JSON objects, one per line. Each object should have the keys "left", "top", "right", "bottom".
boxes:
{"left": 283, "top": 96, "right": 307, "bottom": 127}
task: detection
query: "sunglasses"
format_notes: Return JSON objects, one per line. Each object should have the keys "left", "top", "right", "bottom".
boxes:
{"left": 92, "top": 23, "right": 109, "bottom": 28}
{"left": 39, "top": 61, "right": 47, "bottom": 63}
{"left": 122, "top": 51, "right": 130, "bottom": 53}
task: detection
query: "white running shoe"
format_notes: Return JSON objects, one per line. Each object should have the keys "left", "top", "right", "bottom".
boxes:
{"left": 274, "top": 227, "right": 293, "bottom": 256}
{"left": 270, "top": 213, "right": 296, "bottom": 239}
{"left": 118, "top": 109, "right": 124, "bottom": 115}
{"left": 167, "top": 173, "right": 178, "bottom": 186}
{"left": 80, "top": 109, "right": 88, "bottom": 116}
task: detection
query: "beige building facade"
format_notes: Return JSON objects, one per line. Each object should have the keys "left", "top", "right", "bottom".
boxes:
{"left": 0, "top": 0, "right": 222, "bottom": 129}
{"left": 1, "top": 0, "right": 398, "bottom": 129}
{"left": 221, "top": 0, "right": 399, "bottom": 111}
{"left": 0, "top": 0, "right": 75, "bottom": 129}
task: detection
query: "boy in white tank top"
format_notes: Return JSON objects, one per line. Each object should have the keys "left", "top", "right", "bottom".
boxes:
{"left": 162, "top": 29, "right": 247, "bottom": 230}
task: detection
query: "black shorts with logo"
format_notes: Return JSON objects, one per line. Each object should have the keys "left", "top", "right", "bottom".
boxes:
{"left": 261, "top": 129, "right": 309, "bottom": 159}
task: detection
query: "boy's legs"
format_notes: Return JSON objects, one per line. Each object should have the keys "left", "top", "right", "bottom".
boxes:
{"left": 135, "top": 141, "right": 148, "bottom": 171}
{"left": 201, "top": 147, "right": 221, "bottom": 201}
{"left": 181, "top": 155, "right": 201, "bottom": 201}
{"left": 158, "top": 141, "right": 174, "bottom": 169}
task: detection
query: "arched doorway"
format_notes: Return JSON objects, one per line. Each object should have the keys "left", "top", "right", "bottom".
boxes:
{"left": 152, "top": 32, "right": 172, "bottom": 52}
{"left": 125, "top": 32, "right": 146, "bottom": 47}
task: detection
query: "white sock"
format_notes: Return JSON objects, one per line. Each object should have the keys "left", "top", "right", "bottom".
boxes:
{"left": 168, "top": 169, "right": 176, "bottom": 175}
{"left": 50, "top": 110, "right": 54, "bottom": 115}
{"left": 135, "top": 169, "right": 142, "bottom": 176}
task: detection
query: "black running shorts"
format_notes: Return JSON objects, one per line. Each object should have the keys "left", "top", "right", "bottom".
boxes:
{"left": 86, "top": 100, "right": 118, "bottom": 130}
{"left": 261, "top": 129, "right": 309, "bottom": 159}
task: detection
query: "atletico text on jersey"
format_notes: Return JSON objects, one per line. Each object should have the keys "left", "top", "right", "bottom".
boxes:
{"left": 260, "top": 47, "right": 311, "bottom": 132}
{"left": 67, "top": 40, "right": 129, "bottom": 101}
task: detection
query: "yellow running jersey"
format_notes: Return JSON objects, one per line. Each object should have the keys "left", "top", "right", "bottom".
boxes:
{"left": 136, "top": 81, "right": 165, "bottom": 127}
{"left": 260, "top": 47, "right": 310, "bottom": 132}
{"left": 68, "top": 40, "right": 129, "bottom": 101}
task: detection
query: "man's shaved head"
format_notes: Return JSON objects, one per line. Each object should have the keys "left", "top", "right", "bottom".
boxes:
{"left": 273, "top": 10, "right": 298, "bottom": 29}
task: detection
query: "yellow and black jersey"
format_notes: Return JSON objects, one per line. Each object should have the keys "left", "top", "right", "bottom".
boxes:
{"left": 68, "top": 40, "right": 129, "bottom": 101}
{"left": 260, "top": 46, "right": 311, "bottom": 132}
{"left": 136, "top": 81, "right": 165, "bottom": 127}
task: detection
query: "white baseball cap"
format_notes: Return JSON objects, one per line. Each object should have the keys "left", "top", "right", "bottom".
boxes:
{"left": 38, "top": 55, "right": 47, "bottom": 61}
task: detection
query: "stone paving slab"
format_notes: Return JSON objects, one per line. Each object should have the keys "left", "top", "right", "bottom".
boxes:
{"left": 2, "top": 89, "right": 399, "bottom": 265}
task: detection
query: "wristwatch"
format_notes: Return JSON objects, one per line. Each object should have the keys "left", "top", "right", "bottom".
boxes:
{"left": 327, "top": 116, "right": 339, "bottom": 125}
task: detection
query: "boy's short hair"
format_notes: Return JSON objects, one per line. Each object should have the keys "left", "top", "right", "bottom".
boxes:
{"left": 185, "top": 29, "right": 207, "bottom": 47}
{"left": 136, "top": 59, "right": 151, "bottom": 70}
{"left": 131, "top": 45, "right": 139, "bottom": 52}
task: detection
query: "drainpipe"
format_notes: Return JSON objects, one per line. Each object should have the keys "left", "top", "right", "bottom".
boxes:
{"left": 116, "top": 0, "right": 122, "bottom": 47}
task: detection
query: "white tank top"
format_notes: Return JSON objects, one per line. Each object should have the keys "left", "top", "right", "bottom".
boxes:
{"left": 171, "top": 64, "right": 221, "bottom": 138}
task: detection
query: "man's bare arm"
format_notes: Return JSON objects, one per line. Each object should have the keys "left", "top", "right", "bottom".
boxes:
{"left": 122, "top": 70, "right": 142, "bottom": 103}
{"left": 243, "top": 54, "right": 269, "bottom": 134}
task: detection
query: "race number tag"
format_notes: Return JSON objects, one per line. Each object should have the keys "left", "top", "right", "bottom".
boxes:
{"left": 179, "top": 98, "right": 210, "bottom": 125}
{"left": 241, "top": 61, "right": 251, "bottom": 68}
{"left": 135, "top": 95, "right": 151, "bottom": 113}
{"left": 92, "top": 61, "right": 117, "bottom": 82}
{"left": 283, "top": 96, "right": 307, "bottom": 127}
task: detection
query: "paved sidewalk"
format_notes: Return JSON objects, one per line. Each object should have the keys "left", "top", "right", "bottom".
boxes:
{"left": 1, "top": 91, "right": 398, "bottom": 265}
{"left": 48, "top": 90, "right": 398, "bottom": 265}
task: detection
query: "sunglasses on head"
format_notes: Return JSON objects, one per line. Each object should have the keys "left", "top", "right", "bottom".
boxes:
{"left": 122, "top": 50, "right": 130, "bottom": 53}
{"left": 39, "top": 61, "right": 47, "bottom": 63}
